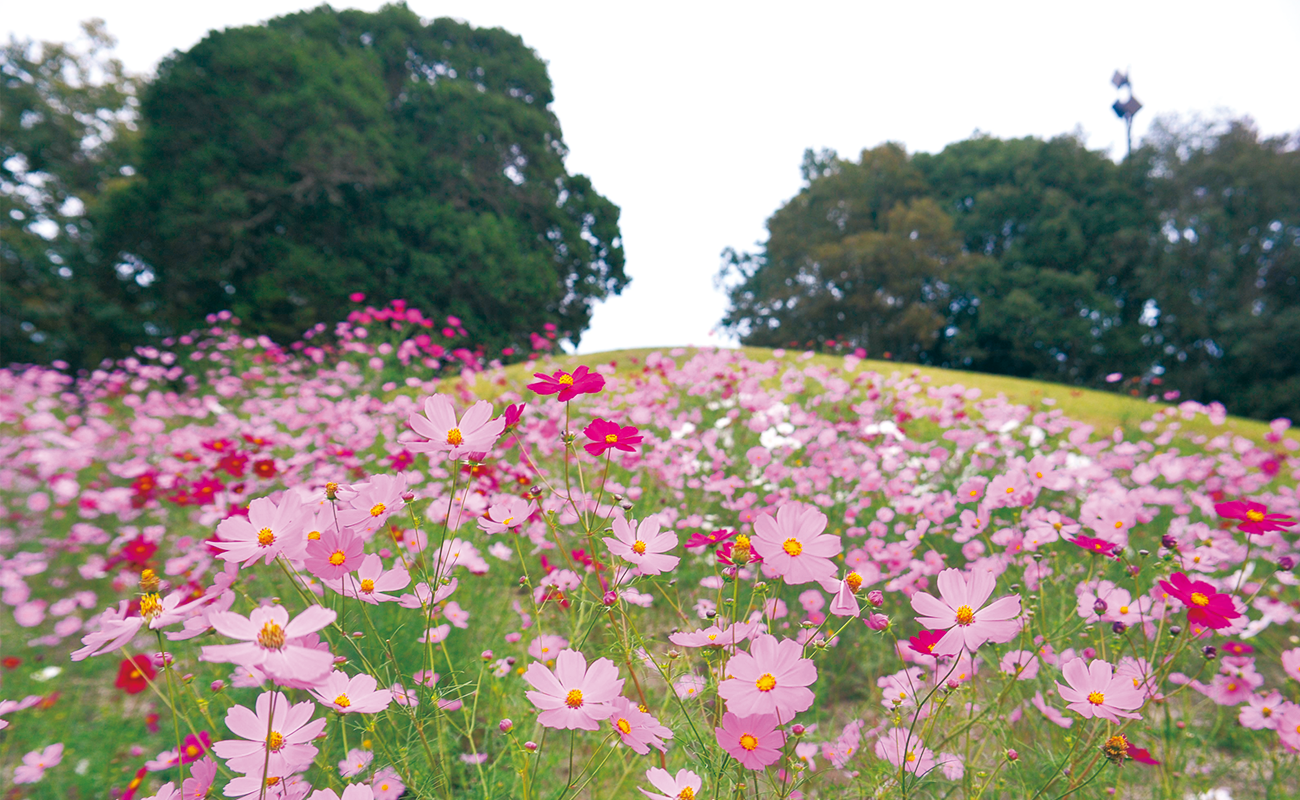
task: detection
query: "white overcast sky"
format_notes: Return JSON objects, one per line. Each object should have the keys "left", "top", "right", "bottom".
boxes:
{"left": 9, "top": 1, "right": 1300, "bottom": 353}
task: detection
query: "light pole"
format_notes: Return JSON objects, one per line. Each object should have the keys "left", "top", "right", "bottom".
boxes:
{"left": 1111, "top": 70, "right": 1142, "bottom": 159}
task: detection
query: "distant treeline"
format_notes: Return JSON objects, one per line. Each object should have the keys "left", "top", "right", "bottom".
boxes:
{"left": 720, "top": 122, "right": 1299, "bottom": 421}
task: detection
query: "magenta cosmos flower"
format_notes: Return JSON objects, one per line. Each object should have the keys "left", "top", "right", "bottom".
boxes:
{"left": 751, "top": 504, "right": 841, "bottom": 591}
{"left": 523, "top": 648, "right": 625, "bottom": 730}
{"left": 203, "top": 604, "right": 336, "bottom": 684}
{"left": 213, "top": 493, "right": 306, "bottom": 566}
{"left": 212, "top": 691, "right": 325, "bottom": 777}
{"left": 583, "top": 418, "right": 644, "bottom": 456}
{"left": 1215, "top": 500, "right": 1296, "bottom": 535}
{"left": 527, "top": 365, "right": 605, "bottom": 402}
{"left": 1158, "top": 572, "right": 1241, "bottom": 630}
{"left": 717, "top": 634, "right": 816, "bottom": 720}
{"left": 408, "top": 395, "right": 505, "bottom": 461}
{"left": 910, "top": 568, "right": 1021, "bottom": 656}
{"left": 604, "top": 515, "right": 680, "bottom": 576}
{"left": 1055, "top": 658, "right": 1145, "bottom": 721}
{"left": 309, "top": 670, "right": 393, "bottom": 714}
{"left": 639, "top": 767, "right": 702, "bottom": 800}
{"left": 715, "top": 712, "right": 784, "bottom": 770}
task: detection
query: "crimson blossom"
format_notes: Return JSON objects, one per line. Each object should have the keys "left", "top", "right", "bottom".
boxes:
{"left": 1158, "top": 572, "right": 1242, "bottom": 630}
{"left": 583, "top": 418, "right": 644, "bottom": 456}
{"left": 527, "top": 365, "right": 605, "bottom": 402}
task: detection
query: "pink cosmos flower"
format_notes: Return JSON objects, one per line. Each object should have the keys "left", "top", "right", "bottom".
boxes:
{"left": 751, "top": 504, "right": 841, "bottom": 591}
{"left": 203, "top": 605, "right": 336, "bottom": 684}
{"left": 607, "top": 696, "right": 674, "bottom": 754}
{"left": 326, "top": 554, "right": 410, "bottom": 604}
{"left": 338, "top": 748, "right": 373, "bottom": 778}
{"left": 408, "top": 395, "right": 505, "bottom": 461}
{"left": 478, "top": 497, "right": 535, "bottom": 534}
{"left": 1158, "top": 572, "right": 1241, "bottom": 630}
{"left": 1215, "top": 500, "right": 1296, "bottom": 535}
{"left": 310, "top": 670, "right": 393, "bottom": 714}
{"left": 1071, "top": 535, "right": 1120, "bottom": 558}
{"left": 527, "top": 365, "right": 605, "bottom": 402}
{"left": 715, "top": 712, "right": 784, "bottom": 770}
{"left": 583, "top": 418, "right": 644, "bottom": 456}
{"left": 212, "top": 493, "right": 306, "bottom": 566}
{"left": 12, "top": 743, "right": 63, "bottom": 784}
{"left": 308, "top": 784, "right": 375, "bottom": 800}
{"left": 523, "top": 648, "right": 625, "bottom": 730}
{"left": 1240, "top": 691, "right": 1286, "bottom": 730}
{"left": 717, "top": 634, "right": 816, "bottom": 721}
{"left": 604, "top": 515, "right": 680, "bottom": 576}
{"left": 874, "top": 728, "right": 935, "bottom": 775}
{"left": 335, "top": 475, "right": 406, "bottom": 537}
{"left": 1055, "top": 658, "right": 1145, "bottom": 722}
{"left": 829, "top": 578, "right": 861, "bottom": 617}
{"left": 1282, "top": 648, "right": 1300, "bottom": 683}
{"left": 212, "top": 691, "right": 325, "bottom": 777}
{"left": 669, "top": 621, "right": 759, "bottom": 649}
{"left": 528, "top": 634, "right": 569, "bottom": 660}
{"left": 371, "top": 766, "right": 405, "bottom": 800}
{"left": 909, "top": 568, "right": 1021, "bottom": 655}
{"left": 639, "top": 767, "right": 702, "bottom": 800}
{"left": 304, "top": 527, "right": 365, "bottom": 581}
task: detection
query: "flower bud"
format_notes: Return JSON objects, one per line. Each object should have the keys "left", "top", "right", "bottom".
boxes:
{"left": 845, "top": 572, "right": 864, "bottom": 593}
{"left": 667, "top": 650, "right": 680, "bottom": 660}
{"left": 210, "top": 680, "right": 225, "bottom": 693}
{"left": 1279, "top": 556, "right": 1296, "bottom": 571}
{"left": 325, "top": 482, "right": 339, "bottom": 501}
{"left": 602, "top": 590, "right": 618, "bottom": 606}
{"left": 506, "top": 657, "right": 517, "bottom": 666}
{"left": 1092, "top": 598, "right": 1108, "bottom": 616}
{"left": 619, "top": 500, "right": 634, "bottom": 511}
{"left": 481, "top": 650, "right": 494, "bottom": 661}
{"left": 1006, "top": 749, "right": 1019, "bottom": 762}
{"left": 791, "top": 724, "right": 806, "bottom": 736}
{"left": 867, "top": 590, "right": 884, "bottom": 608}
{"left": 732, "top": 535, "right": 752, "bottom": 564}
{"left": 1202, "top": 645, "right": 1217, "bottom": 660}
{"left": 946, "top": 678, "right": 960, "bottom": 690}
{"left": 1169, "top": 626, "right": 1182, "bottom": 637}
{"left": 499, "top": 719, "right": 513, "bottom": 734}
{"left": 401, "top": 491, "right": 416, "bottom": 502}
{"left": 865, "top": 613, "right": 890, "bottom": 631}
{"left": 1111, "top": 621, "right": 1127, "bottom": 634}
{"left": 1161, "top": 533, "right": 1178, "bottom": 549}
{"left": 524, "top": 741, "right": 539, "bottom": 752}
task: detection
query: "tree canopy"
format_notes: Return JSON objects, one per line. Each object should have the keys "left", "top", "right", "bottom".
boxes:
{"left": 720, "top": 122, "right": 1300, "bottom": 421}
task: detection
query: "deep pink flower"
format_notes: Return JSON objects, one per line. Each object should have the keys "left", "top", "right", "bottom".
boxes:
{"left": 408, "top": 395, "right": 505, "bottom": 461}
{"left": 910, "top": 569, "right": 1021, "bottom": 655}
{"left": 1071, "top": 535, "right": 1120, "bottom": 558}
{"left": 583, "top": 418, "right": 644, "bottom": 456}
{"left": 604, "top": 515, "right": 680, "bottom": 576}
{"left": 684, "top": 528, "right": 735, "bottom": 551}
{"left": 607, "top": 696, "right": 673, "bottom": 754}
{"left": 523, "top": 648, "right": 625, "bottom": 730}
{"left": 212, "top": 691, "right": 324, "bottom": 777}
{"left": 203, "top": 605, "right": 336, "bottom": 684}
{"left": 751, "top": 504, "right": 841, "bottom": 591}
{"left": 1158, "top": 572, "right": 1241, "bottom": 630}
{"left": 309, "top": 670, "right": 393, "bottom": 714}
{"left": 715, "top": 712, "right": 784, "bottom": 770}
{"left": 527, "top": 365, "right": 605, "bottom": 402}
{"left": 1055, "top": 658, "right": 1145, "bottom": 722}
{"left": 1215, "top": 500, "right": 1296, "bottom": 535}
{"left": 907, "top": 629, "right": 945, "bottom": 658}
{"left": 717, "top": 634, "right": 816, "bottom": 721}
{"left": 639, "top": 768, "right": 702, "bottom": 800}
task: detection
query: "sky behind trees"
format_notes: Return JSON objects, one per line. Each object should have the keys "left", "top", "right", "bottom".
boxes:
{"left": 9, "top": 1, "right": 1300, "bottom": 353}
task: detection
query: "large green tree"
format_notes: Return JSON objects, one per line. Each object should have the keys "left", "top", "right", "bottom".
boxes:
{"left": 94, "top": 3, "right": 626, "bottom": 349}
{"left": 1, "top": 20, "right": 143, "bottom": 367}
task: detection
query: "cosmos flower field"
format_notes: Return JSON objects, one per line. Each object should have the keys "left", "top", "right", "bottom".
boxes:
{"left": 1, "top": 304, "right": 1298, "bottom": 800}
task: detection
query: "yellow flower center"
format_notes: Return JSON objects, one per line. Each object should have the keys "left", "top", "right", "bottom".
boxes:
{"left": 1262, "top": 707, "right": 1272, "bottom": 717}
{"left": 308, "top": 530, "right": 321, "bottom": 540}
{"left": 905, "top": 751, "right": 917, "bottom": 762}
{"left": 1035, "top": 471, "right": 1044, "bottom": 479}
{"left": 632, "top": 540, "right": 647, "bottom": 555}
{"left": 845, "top": 572, "right": 863, "bottom": 592}
{"left": 558, "top": 374, "right": 574, "bottom": 385}
{"left": 1119, "top": 606, "right": 1129, "bottom": 614}
{"left": 678, "top": 789, "right": 696, "bottom": 800}
{"left": 502, "top": 516, "right": 514, "bottom": 526}
{"left": 605, "top": 433, "right": 619, "bottom": 444}
{"left": 369, "top": 503, "right": 386, "bottom": 517}
{"left": 325, "top": 482, "right": 339, "bottom": 499}
{"left": 267, "top": 731, "right": 284, "bottom": 751}
{"left": 1190, "top": 592, "right": 1209, "bottom": 607}
{"left": 740, "top": 734, "right": 759, "bottom": 751}
{"left": 1246, "top": 509, "right": 1265, "bottom": 522}
{"left": 565, "top": 689, "right": 584, "bottom": 708}
{"left": 616, "top": 718, "right": 632, "bottom": 734}
{"left": 185, "top": 745, "right": 199, "bottom": 757}
{"left": 1087, "top": 691, "right": 1105, "bottom": 705}
{"left": 969, "top": 489, "right": 978, "bottom": 496}
{"left": 328, "top": 550, "right": 347, "bottom": 566}
{"left": 955, "top": 605, "right": 975, "bottom": 626}
{"left": 257, "top": 527, "right": 275, "bottom": 546}
{"left": 446, "top": 428, "right": 464, "bottom": 446}
{"left": 140, "top": 593, "right": 163, "bottom": 621}
{"left": 1005, "top": 486, "right": 1014, "bottom": 494}
{"left": 755, "top": 673, "right": 777, "bottom": 692}
{"left": 1114, "top": 520, "right": 1124, "bottom": 529}
{"left": 360, "top": 579, "right": 375, "bottom": 593}
{"left": 782, "top": 537, "right": 803, "bottom": 556}
{"left": 257, "top": 622, "right": 286, "bottom": 650}
{"left": 335, "top": 694, "right": 351, "bottom": 708}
